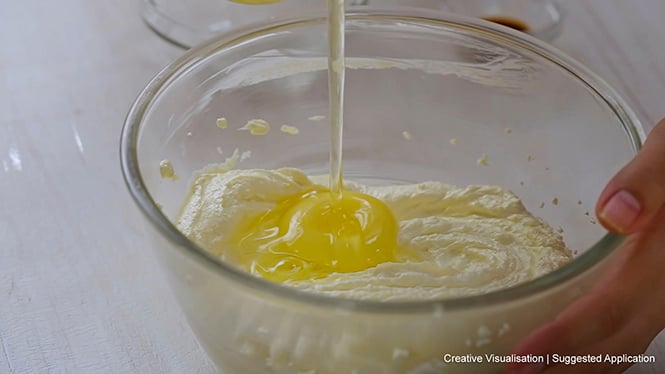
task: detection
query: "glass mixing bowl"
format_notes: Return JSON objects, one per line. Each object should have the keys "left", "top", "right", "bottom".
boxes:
{"left": 121, "top": 9, "right": 644, "bottom": 374}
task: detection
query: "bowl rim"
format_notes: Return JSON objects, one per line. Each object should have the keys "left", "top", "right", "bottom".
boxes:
{"left": 120, "top": 9, "right": 644, "bottom": 313}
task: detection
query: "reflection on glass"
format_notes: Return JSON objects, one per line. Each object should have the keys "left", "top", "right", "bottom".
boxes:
{"left": 8, "top": 146, "right": 22, "bottom": 172}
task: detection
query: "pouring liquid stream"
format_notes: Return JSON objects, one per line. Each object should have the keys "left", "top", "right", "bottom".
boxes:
{"left": 229, "top": 0, "right": 404, "bottom": 282}
{"left": 327, "top": 0, "right": 345, "bottom": 197}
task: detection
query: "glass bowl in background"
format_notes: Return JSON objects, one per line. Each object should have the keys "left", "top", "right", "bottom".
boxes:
{"left": 445, "top": 0, "right": 564, "bottom": 42}
{"left": 142, "top": 0, "right": 448, "bottom": 48}
{"left": 142, "top": 0, "right": 562, "bottom": 48}
{"left": 122, "top": 9, "right": 644, "bottom": 374}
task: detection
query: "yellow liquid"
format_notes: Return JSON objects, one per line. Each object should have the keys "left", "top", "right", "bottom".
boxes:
{"left": 232, "top": 188, "right": 399, "bottom": 282}
{"left": 228, "top": 0, "right": 400, "bottom": 282}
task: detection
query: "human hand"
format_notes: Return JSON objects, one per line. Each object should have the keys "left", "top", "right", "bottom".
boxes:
{"left": 507, "top": 119, "right": 665, "bottom": 373}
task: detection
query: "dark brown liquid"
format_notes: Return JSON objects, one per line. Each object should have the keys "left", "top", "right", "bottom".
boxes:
{"left": 482, "top": 16, "right": 529, "bottom": 32}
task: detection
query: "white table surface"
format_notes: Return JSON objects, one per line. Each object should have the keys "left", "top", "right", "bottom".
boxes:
{"left": 1, "top": 1, "right": 663, "bottom": 373}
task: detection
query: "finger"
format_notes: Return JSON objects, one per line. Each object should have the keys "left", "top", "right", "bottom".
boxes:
{"left": 604, "top": 204, "right": 665, "bottom": 330}
{"left": 507, "top": 292, "right": 623, "bottom": 363}
{"left": 505, "top": 296, "right": 620, "bottom": 374}
{"left": 508, "top": 205, "right": 665, "bottom": 374}
{"left": 596, "top": 119, "right": 665, "bottom": 234}
{"left": 508, "top": 264, "right": 639, "bottom": 360}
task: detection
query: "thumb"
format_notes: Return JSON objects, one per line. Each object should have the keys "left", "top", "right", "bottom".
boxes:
{"left": 596, "top": 118, "right": 665, "bottom": 234}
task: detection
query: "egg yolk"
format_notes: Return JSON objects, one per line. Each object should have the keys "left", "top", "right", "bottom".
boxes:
{"left": 231, "top": 189, "right": 400, "bottom": 282}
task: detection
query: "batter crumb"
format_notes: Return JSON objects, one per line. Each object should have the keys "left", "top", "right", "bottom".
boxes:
{"left": 539, "top": 202, "right": 545, "bottom": 208}
{"left": 280, "top": 125, "right": 300, "bottom": 135}
{"left": 477, "top": 154, "right": 489, "bottom": 166}
{"left": 392, "top": 348, "right": 410, "bottom": 360}
{"left": 519, "top": 181, "right": 525, "bottom": 186}
{"left": 159, "top": 159, "right": 178, "bottom": 181}
{"left": 477, "top": 325, "right": 491, "bottom": 338}
{"left": 201, "top": 148, "right": 242, "bottom": 175}
{"left": 216, "top": 147, "right": 224, "bottom": 155}
{"left": 498, "top": 323, "right": 511, "bottom": 337}
{"left": 239, "top": 119, "right": 271, "bottom": 135}
{"left": 552, "top": 197, "right": 559, "bottom": 206}
{"left": 577, "top": 200, "right": 582, "bottom": 205}
{"left": 402, "top": 131, "right": 412, "bottom": 140}
{"left": 216, "top": 117, "right": 228, "bottom": 129}
{"left": 474, "top": 325, "right": 492, "bottom": 348}
{"left": 504, "top": 128, "right": 512, "bottom": 134}
{"left": 308, "top": 115, "right": 326, "bottom": 121}
{"left": 187, "top": 131, "right": 193, "bottom": 137}
{"left": 449, "top": 138, "right": 458, "bottom": 145}
{"left": 527, "top": 155, "right": 534, "bottom": 162}
{"left": 475, "top": 339, "right": 491, "bottom": 348}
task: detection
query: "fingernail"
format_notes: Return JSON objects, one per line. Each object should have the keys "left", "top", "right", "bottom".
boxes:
{"left": 599, "top": 190, "right": 641, "bottom": 233}
{"left": 511, "top": 362, "right": 546, "bottom": 374}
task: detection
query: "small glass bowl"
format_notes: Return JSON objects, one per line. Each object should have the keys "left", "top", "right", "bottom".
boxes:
{"left": 444, "top": 0, "right": 564, "bottom": 42}
{"left": 142, "top": 0, "right": 451, "bottom": 48}
{"left": 123, "top": 8, "right": 643, "bottom": 374}
{"left": 142, "top": 0, "right": 562, "bottom": 49}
